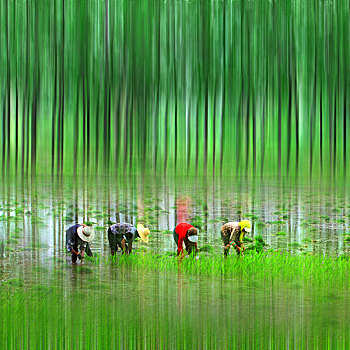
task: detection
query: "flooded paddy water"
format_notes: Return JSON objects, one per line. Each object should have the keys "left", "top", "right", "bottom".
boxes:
{"left": 1, "top": 175, "right": 350, "bottom": 348}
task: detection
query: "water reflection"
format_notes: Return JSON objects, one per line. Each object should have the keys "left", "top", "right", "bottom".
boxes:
{"left": 0, "top": 176, "right": 349, "bottom": 259}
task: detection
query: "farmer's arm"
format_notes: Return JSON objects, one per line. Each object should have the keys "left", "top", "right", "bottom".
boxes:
{"left": 121, "top": 237, "right": 127, "bottom": 253}
{"left": 127, "top": 241, "right": 133, "bottom": 254}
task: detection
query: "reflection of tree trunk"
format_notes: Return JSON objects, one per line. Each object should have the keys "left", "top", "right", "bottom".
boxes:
{"left": 52, "top": 1, "right": 57, "bottom": 176}
{"left": 195, "top": 91, "right": 200, "bottom": 177}
{"left": 58, "top": 0, "right": 65, "bottom": 176}
{"left": 86, "top": 78, "right": 91, "bottom": 172}
{"left": 2, "top": 95, "right": 5, "bottom": 177}
{"left": 31, "top": 1, "right": 40, "bottom": 177}
{"left": 104, "top": 0, "right": 110, "bottom": 172}
{"left": 287, "top": 78, "right": 292, "bottom": 175}
{"left": 95, "top": 91, "right": 100, "bottom": 173}
{"left": 154, "top": 1, "right": 161, "bottom": 172}
{"left": 220, "top": 5, "right": 225, "bottom": 177}
{"left": 15, "top": 78, "right": 18, "bottom": 175}
{"left": 295, "top": 69, "right": 299, "bottom": 176}
{"left": 74, "top": 82, "right": 80, "bottom": 177}
{"left": 173, "top": 6, "right": 178, "bottom": 172}
{"left": 212, "top": 81, "right": 217, "bottom": 176}
{"left": 82, "top": 77, "right": 86, "bottom": 173}
{"left": 204, "top": 82, "right": 208, "bottom": 177}
{"left": 343, "top": 84, "right": 347, "bottom": 177}
{"left": 320, "top": 84, "right": 323, "bottom": 175}
{"left": 278, "top": 82, "right": 281, "bottom": 178}
{"left": 5, "top": 0, "right": 10, "bottom": 175}
{"left": 164, "top": 95, "right": 168, "bottom": 176}
{"left": 333, "top": 91, "right": 337, "bottom": 174}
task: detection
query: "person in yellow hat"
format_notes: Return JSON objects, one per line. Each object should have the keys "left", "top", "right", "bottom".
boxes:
{"left": 107, "top": 223, "right": 150, "bottom": 255}
{"left": 220, "top": 220, "right": 252, "bottom": 256}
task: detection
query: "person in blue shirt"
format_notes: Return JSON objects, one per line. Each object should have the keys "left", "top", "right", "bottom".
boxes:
{"left": 66, "top": 224, "right": 95, "bottom": 263}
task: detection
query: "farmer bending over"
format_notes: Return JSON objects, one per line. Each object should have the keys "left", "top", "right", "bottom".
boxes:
{"left": 107, "top": 223, "right": 149, "bottom": 255}
{"left": 221, "top": 220, "right": 252, "bottom": 256}
{"left": 66, "top": 224, "right": 95, "bottom": 263}
{"left": 173, "top": 223, "right": 199, "bottom": 257}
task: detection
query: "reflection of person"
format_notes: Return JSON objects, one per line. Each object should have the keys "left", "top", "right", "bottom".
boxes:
{"left": 173, "top": 223, "right": 199, "bottom": 256}
{"left": 176, "top": 196, "right": 191, "bottom": 223}
{"left": 66, "top": 224, "right": 95, "bottom": 263}
{"left": 107, "top": 223, "right": 150, "bottom": 255}
{"left": 221, "top": 220, "right": 252, "bottom": 256}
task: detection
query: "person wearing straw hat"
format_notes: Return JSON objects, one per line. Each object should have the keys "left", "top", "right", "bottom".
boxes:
{"left": 221, "top": 220, "right": 252, "bottom": 256}
{"left": 66, "top": 224, "right": 95, "bottom": 263}
{"left": 173, "top": 223, "right": 199, "bottom": 257}
{"left": 107, "top": 223, "right": 150, "bottom": 255}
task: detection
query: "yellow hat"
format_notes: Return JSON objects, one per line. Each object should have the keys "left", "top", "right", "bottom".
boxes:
{"left": 137, "top": 224, "right": 150, "bottom": 244}
{"left": 239, "top": 220, "right": 252, "bottom": 233}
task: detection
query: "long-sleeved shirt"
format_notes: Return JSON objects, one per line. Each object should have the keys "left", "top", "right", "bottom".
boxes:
{"left": 221, "top": 222, "right": 243, "bottom": 244}
{"left": 174, "top": 223, "right": 194, "bottom": 253}
{"left": 109, "top": 223, "right": 138, "bottom": 243}
{"left": 66, "top": 224, "right": 87, "bottom": 252}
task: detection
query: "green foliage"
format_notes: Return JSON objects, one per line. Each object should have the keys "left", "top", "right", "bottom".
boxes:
{"left": 0, "top": 0, "right": 349, "bottom": 177}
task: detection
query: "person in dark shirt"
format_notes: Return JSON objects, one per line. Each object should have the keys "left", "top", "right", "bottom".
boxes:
{"left": 107, "top": 223, "right": 150, "bottom": 255}
{"left": 173, "top": 223, "right": 199, "bottom": 257}
{"left": 66, "top": 224, "right": 95, "bottom": 263}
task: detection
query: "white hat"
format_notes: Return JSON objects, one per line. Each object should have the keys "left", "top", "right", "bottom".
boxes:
{"left": 188, "top": 235, "right": 198, "bottom": 243}
{"left": 77, "top": 226, "right": 95, "bottom": 243}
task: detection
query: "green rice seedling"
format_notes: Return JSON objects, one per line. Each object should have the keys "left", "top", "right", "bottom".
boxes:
{"left": 190, "top": 221, "right": 203, "bottom": 230}
{"left": 276, "top": 231, "right": 287, "bottom": 236}
{"left": 105, "top": 220, "right": 115, "bottom": 225}
{"left": 267, "top": 220, "right": 286, "bottom": 225}
{"left": 199, "top": 245, "right": 214, "bottom": 253}
{"left": 84, "top": 221, "right": 97, "bottom": 226}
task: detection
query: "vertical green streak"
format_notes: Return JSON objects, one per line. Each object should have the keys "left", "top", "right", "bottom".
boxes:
{"left": 0, "top": 0, "right": 349, "bottom": 179}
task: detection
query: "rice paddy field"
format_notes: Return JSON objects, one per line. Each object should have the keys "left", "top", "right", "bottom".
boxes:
{"left": 2, "top": 0, "right": 350, "bottom": 348}
{"left": 0, "top": 175, "right": 350, "bottom": 348}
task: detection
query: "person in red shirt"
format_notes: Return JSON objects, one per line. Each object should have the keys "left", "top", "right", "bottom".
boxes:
{"left": 173, "top": 223, "right": 199, "bottom": 256}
